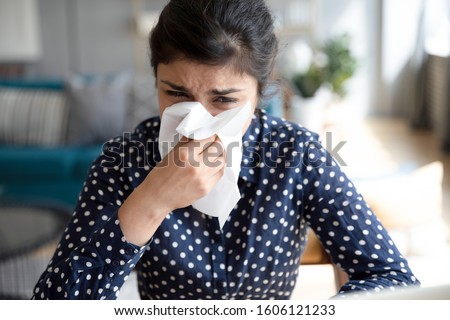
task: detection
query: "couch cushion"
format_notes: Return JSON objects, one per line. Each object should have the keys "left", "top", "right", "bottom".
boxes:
{"left": 0, "top": 145, "right": 102, "bottom": 206}
{"left": 0, "top": 88, "right": 69, "bottom": 146}
{"left": 0, "top": 147, "right": 73, "bottom": 180}
{"left": 0, "top": 145, "right": 101, "bottom": 181}
{"left": 126, "top": 74, "right": 160, "bottom": 131}
{"left": 354, "top": 161, "right": 446, "bottom": 256}
{"left": 66, "top": 73, "right": 132, "bottom": 146}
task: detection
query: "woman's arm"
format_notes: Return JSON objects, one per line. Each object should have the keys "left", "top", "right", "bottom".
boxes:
{"left": 118, "top": 135, "right": 225, "bottom": 246}
{"left": 32, "top": 151, "right": 146, "bottom": 299}
{"left": 32, "top": 132, "right": 225, "bottom": 299}
{"left": 300, "top": 138, "right": 420, "bottom": 296}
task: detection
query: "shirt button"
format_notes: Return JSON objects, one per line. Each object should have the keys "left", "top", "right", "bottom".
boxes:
{"left": 125, "top": 248, "right": 134, "bottom": 255}
{"left": 112, "top": 260, "right": 119, "bottom": 267}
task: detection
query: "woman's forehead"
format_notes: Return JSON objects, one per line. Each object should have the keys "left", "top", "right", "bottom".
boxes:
{"left": 157, "top": 60, "right": 257, "bottom": 91}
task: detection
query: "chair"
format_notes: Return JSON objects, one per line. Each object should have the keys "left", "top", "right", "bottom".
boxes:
{"left": 300, "top": 229, "right": 348, "bottom": 292}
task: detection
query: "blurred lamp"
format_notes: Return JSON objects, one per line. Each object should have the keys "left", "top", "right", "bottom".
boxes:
{"left": 0, "top": 0, "right": 42, "bottom": 62}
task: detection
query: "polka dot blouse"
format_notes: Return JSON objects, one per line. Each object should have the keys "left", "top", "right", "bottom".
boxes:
{"left": 32, "top": 109, "right": 419, "bottom": 299}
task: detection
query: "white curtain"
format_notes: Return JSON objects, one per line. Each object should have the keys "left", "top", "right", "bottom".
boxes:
{"left": 378, "top": 0, "right": 450, "bottom": 124}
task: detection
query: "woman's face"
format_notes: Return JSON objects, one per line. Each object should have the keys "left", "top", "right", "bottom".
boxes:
{"left": 157, "top": 60, "right": 258, "bottom": 133}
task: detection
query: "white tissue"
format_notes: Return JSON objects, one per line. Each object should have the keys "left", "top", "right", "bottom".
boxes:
{"left": 158, "top": 101, "right": 252, "bottom": 228}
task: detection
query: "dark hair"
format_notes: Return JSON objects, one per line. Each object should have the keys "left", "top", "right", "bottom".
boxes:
{"left": 149, "top": 0, "right": 278, "bottom": 97}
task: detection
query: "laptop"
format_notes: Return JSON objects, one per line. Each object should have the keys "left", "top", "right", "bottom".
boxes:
{"left": 347, "top": 284, "right": 450, "bottom": 300}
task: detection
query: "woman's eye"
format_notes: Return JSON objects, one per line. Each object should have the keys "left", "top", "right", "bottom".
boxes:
{"left": 215, "top": 96, "right": 238, "bottom": 104}
{"left": 167, "top": 90, "right": 188, "bottom": 98}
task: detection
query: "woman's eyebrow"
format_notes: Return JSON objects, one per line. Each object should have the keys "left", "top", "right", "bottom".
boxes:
{"left": 160, "top": 80, "right": 243, "bottom": 95}
{"left": 160, "top": 80, "right": 188, "bottom": 91}
{"left": 209, "top": 88, "right": 243, "bottom": 95}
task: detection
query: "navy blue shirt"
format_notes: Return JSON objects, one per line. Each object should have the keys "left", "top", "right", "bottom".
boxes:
{"left": 33, "top": 110, "right": 419, "bottom": 299}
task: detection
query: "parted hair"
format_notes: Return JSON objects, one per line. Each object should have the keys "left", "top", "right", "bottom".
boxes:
{"left": 149, "top": 0, "right": 279, "bottom": 96}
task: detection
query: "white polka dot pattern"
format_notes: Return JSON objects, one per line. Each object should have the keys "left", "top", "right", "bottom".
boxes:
{"left": 32, "top": 110, "right": 419, "bottom": 300}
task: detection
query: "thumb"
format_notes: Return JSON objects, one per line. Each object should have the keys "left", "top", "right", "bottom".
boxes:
{"left": 179, "top": 135, "right": 191, "bottom": 144}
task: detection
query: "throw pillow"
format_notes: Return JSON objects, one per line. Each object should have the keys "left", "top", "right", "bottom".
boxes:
{"left": 355, "top": 161, "right": 446, "bottom": 256}
{"left": 66, "top": 73, "right": 131, "bottom": 145}
{"left": 125, "top": 73, "right": 159, "bottom": 132}
{"left": 0, "top": 88, "right": 69, "bottom": 146}
{"left": 355, "top": 161, "right": 443, "bottom": 227}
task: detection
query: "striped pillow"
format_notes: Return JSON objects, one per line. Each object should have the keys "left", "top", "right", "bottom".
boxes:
{"left": 0, "top": 88, "right": 69, "bottom": 146}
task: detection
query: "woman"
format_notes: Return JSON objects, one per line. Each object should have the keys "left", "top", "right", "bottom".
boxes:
{"left": 33, "top": 0, "right": 419, "bottom": 299}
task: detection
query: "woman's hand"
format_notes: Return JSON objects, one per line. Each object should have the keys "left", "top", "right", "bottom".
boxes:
{"left": 150, "top": 135, "right": 226, "bottom": 211}
{"left": 118, "top": 135, "right": 225, "bottom": 246}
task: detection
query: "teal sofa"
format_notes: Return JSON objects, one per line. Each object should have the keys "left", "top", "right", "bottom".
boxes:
{"left": 0, "top": 75, "right": 159, "bottom": 208}
{"left": 0, "top": 145, "right": 102, "bottom": 207}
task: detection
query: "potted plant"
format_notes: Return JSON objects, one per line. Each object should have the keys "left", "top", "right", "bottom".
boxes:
{"left": 289, "top": 33, "right": 358, "bottom": 132}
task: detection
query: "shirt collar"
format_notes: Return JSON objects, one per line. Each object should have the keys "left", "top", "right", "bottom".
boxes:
{"left": 239, "top": 109, "right": 264, "bottom": 184}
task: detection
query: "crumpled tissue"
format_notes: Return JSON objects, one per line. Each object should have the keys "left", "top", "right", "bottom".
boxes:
{"left": 158, "top": 101, "right": 252, "bottom": 228}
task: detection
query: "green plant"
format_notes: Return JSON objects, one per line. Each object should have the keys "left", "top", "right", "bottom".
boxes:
{"left": 323, "top": 33, "right": 358, "bottom": 97}
{"left": 292, "top": 33, "right": 358, "bottom": 98}
{"left": 292, "top": 63, "right": 324, "bottom": 98}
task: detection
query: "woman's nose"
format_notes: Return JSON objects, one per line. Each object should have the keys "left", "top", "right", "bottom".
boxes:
{"left": 198, "top": 100, "right": 221, "bottom": 117}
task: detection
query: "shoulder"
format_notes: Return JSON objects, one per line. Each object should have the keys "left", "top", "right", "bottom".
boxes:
{"left": 254, "top": 109, "right": 321, "bottom": 150}
{"left": 258, "top": 112, "right": 341, "bottom": 176}
{"left": 103, "top": 116, "right": 161, "bottom": 146}
{"left": 242, "top": 110, "right": 325, "bottom": 178}
{"left": 253, "top": 110, "right": 333, "bottom": 174}
{"left": 129, "top": 116, "right": 162, "bottom": 142}
{"left": 97, "top": 116, "right": 162, "bottom": 170}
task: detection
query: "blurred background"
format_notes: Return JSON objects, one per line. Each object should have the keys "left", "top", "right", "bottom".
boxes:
{"left": 0, "top": 0, "right": 449, "bottom": 299}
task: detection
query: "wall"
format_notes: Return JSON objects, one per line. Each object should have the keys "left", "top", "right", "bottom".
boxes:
{"left": 27, "top": 0, "right": 135, "bottom": 78}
